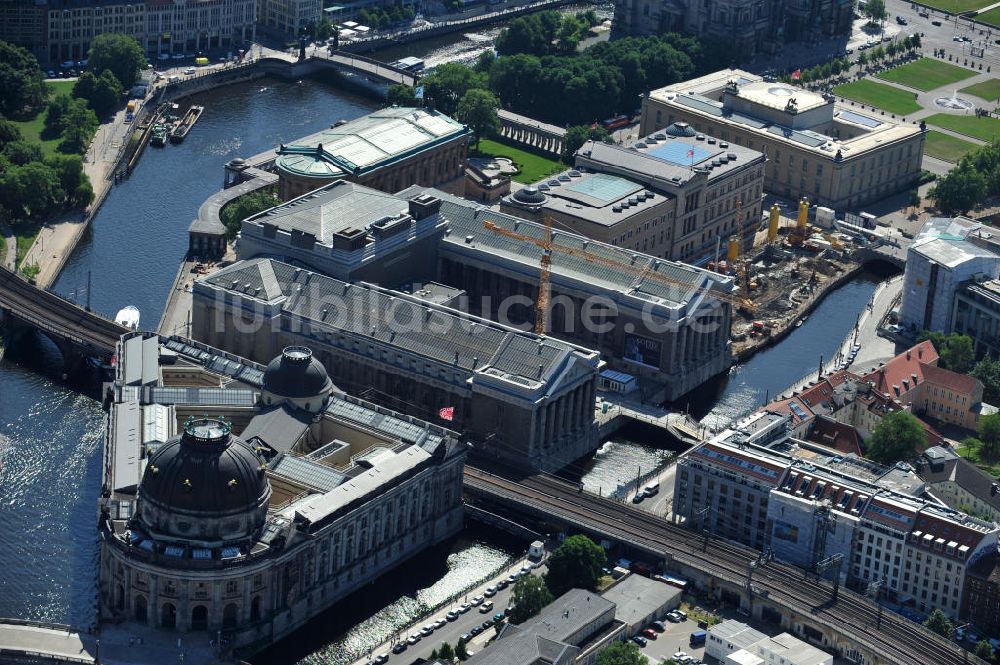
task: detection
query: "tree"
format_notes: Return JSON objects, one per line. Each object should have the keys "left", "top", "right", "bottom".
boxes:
{"left": 0, "top": 119, "right": 22, "bottom": 149}
{"left": 57, "top": 98, "right": 98, "bottom": 154}
{"left": 387, "top": 84, "right": 417, "bottom": 106}
{"left": 420, "top": 62, "right": 488, "bottom": 116}
{"left": 0, "top": 161, "right": 64, "bottom": 219}
{"left": 866, "top": 410, "right": 927, "bottom": 464}
{"left": 975, "top": 639, "right": 994, "bottom": 661}
{"left": 922, "top": 608, "right": 954, "bottom": 639}
{"left": 73, "top": 69, "right": 122, "bottom": 117}
{"left": 940, "top": 335, "right": 975, "bottom": 373}
{"left": 864, "top": 0, "right": 888, "bottom": 23}
{"left": 474, "top": 49, "right": 496, "bottom": 74}
{"left": 0, "top": 40, "right": 47, "bottom": 116}
{"left": 908, "top": 189, "right": 921, "bottom": 211}
{"left": 2, "top": 140, "right": 44, "bottom": 166}
{"left": 858, "top": 51, "right": 869, "bottom": 69}
{"left": 45, "top": 154, "right": 92, "bottom": 207}
{"left": 312, "top": 17, "right": 333, "bottom": 42}
{"left": 455, "top": 636, "right": 469, "bottom": 661}
{"left": 44, "top": 94, "right": 72, "bottom": 136}
{"left": 88, "top": 33, "right": 146, "bottom": 88}
{"left": 438, "top": 642, "right": 454, "bottom": 660}
{"left": 544, "top": 534, "right": 607, "bottom": 597}
{"left": 596, "top": 641, "right": 646, "bottom": 665}
{"left": 562, "top": 124, "right": 610, "bottom": 162}
{"left": 980, "top": 413, "right": 1000, "bottom": 464}
{"left": 973, "top": 357, "right": 1000, "bottom": 403}
{"left": 220, "top": 188, "right": 279, "bottom": 240}
{"left": 508, "top": 575, "right": 554, "bottom": 624}
{"left": 931, "top": 165, "right": 988, "bottom": 215}
{"left": 455, "top": 88, "right": 499, "bottom": 148}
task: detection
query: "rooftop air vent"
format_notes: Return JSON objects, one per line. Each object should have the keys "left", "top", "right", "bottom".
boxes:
{"left": 569, "top": 170, "right": 581, "bottom": 178}
{"left": 654, "top": 133, "right": 666, "bottom": 140}
{"left": 635, "top": 141, "right": 647, "bottom": 149}
{"left": 707, "top": 137, "right": 716, "bottom": 144}
{"left": 720, "top": 142, "right": 729, "bottom": 148}
{"left": 696, "top": 134, "right": 706, "bottom": 141}
{"left": 728, "top": 152, "right": 737, "bottom": 160}
{"left": 558, "top": 174, "right": 571, "bottom": 182}
{"left": 465, "top": 235, "right": 474, "bottom": 244}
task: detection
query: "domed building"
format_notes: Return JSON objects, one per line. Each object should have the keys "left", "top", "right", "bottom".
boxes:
{"left": 100, "top": 335, "right": 466, "bottom": 650}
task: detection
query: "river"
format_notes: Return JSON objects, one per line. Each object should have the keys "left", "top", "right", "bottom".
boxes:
{"left": 0, "top": 60, "right": 895, "bottom": 663}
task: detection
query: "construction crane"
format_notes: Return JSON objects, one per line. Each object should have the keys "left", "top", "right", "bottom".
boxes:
{"left": 482, "top": 219, "right": 757, "bottom": 329}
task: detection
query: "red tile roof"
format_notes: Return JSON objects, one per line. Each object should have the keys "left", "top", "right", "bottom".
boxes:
{"left": 805, "top": 416, "right": 863, "bottom": 456}
{"left": 920, "top": 362, "right": 980, "bottom": 396}
{"left": 861, "top": 340, "right": 938, "bottom": 396}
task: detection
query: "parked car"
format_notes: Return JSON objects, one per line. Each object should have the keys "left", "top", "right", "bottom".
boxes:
{"left": 484, "top": 585, "right": 497, "bottom": 597}
{"left": 374, "top": 655, "right": 389, "bottom": 664}
{"left": 666, "top": 612, "right": 683, "bottom": 623}
{"left": 651, "top": 620, "right": 667, "bottom": 632}
{"left": 632, "top": 493, "right": 644, "bottom": 504}
{"left": 406, "top": 633, "right": 420, "bottom": 645}
{"left": 420, "top": 624, "right": 434, "bottom": 637}
{"left": 496, "top": 579, "right": 508, "bottom": 590}
{"left": 632, "top": 635, "right": 648, "bottom": 647}
{"left": 494, "top": 612, "right": 506, "bottom": 622}
{"left": 480, "top": 600, "right": 494, "bottom": 613}
{"left": 392, "top": 642, "right": 407, "bottom": 654}
{"left": 470, "top": 625, "right": 483, "bottom": 636}
{"left": 184, "top": 67, "right": 195, "bottom": 75}
{"left": 896, "top": 15, "right": 908, "bottom": 24}
{"left": 471, "top": 595, "right": 484, "bottom": 606}
{"left": 482, "top": 619, "right": 495, "bottom": 629}
{"left": 641, "top": 628, "right": 658, "bottom": 639}
{"left": 446, "top": 610, "right": 459, "bottom": 621}
{"left": 932, "top": 19, "right": 942, "bottom": 25}
{"left": 459, "top": 602, "right": 471, "bottom": 613}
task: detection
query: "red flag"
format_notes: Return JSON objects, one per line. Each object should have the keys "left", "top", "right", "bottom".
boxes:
{"left": 438, "top": 406, "right": 454, "bottom": 421}
{"left": 791, "top": 69, "right": 801, "bottom": 81}
{"left": 687, "top": 148, "right": 695, "bottom": 158}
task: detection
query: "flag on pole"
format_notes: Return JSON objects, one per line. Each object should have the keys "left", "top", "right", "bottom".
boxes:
{"left": 438, "top": 406, "right": 454, "bottom": 421}
{"left": 791, "top": 69, "right": 801, "bottom": 81}
{"left": 687, "top": 148, "right": 695, "bottom": 158}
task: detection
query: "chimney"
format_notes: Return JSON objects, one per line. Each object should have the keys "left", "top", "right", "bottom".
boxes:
{"left": 893, "top": 385, "right": 900, "bottom": 396}
{"left": 408, "top": 194, "right": 442, "bottom": 220}
{"left": 907, "top": 349, "right": 912, "bottom": 360}
{"left": 918, "top": 347, "right": 923, "bottom": 359}
{"left": 911, "top": 373, "right": 918, "bottom": 385}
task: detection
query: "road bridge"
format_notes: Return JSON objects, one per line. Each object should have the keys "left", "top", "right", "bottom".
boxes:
{"left": 463, "top": 467, "right": 984, "bottom": 665}
{"left": 256, "top": 46, "right": 420, "bottom": 87}
{"left": 0, "top": 265, "right": 126, "bottom": 367}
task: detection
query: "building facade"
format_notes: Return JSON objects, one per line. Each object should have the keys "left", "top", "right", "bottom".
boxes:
{"left": 257, "top": 0, "right": 321, "bottom": 35}
{"left": 674, "top": 422, "right": 999, "bottom": 619}
{"left": 952, "top": 278, "right": 1000, "bottom": 359}
{"left": 99, "top": 334, "right": 465, "bottom": 651}
{"left": 613, "top": 0, "right": 852, "bottom": 56}
{"left": 191, "top": 258, "right": 602, "bottom": 472}
{"left": 37, "top": 0, "right": 257, "bottom": 64}
{"left": 500, "top": 124, "right": 766, "bottom": 266}
{"left": 641, "top": 70, "right": 925, "bottom": 212}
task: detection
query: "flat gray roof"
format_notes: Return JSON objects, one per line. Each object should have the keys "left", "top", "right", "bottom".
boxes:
{"left": 601, "top": 574, "right": 681, "bottom": 627}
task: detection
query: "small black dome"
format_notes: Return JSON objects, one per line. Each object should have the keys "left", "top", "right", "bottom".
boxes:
{"left": 262, "top": 346, "right": 333, "bottom": 400}
{"left": 512, "top": 186, "right": 546, "bottom": 205}
{"left": 140, "top": 418, "right": 270, "bottom": 517}
{"left": 665, "top": 122, "right": 697, "bottom": 137}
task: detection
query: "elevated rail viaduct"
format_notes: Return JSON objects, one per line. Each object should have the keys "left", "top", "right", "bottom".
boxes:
{"left": 463, "top": 467, "right": 985, "bottom": 665}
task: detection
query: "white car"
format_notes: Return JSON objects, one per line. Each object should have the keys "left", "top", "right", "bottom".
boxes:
{"left": 434, "top": 618, "right": 447, "bottom": 629}
{"left": 406, "top": 633, "right": 420, "bottom": 645}
{"left": 484, "top": 585, "right": 497, "bottom": 597}
{"left": 420, "top": 624, "right": 434, "bottom": 637}
{"left": 471, "top": 595, "right": 484, "bottom": 606}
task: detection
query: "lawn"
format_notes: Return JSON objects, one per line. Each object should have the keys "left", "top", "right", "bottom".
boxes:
{"left": 956, "top": 441, "right": 1000, "bottom": 477}
{"left": 832, "top": 80, "right": 922, "bottom": 115}
{"left": 10, "top": 80, "right": 76, "bottom": 158}
{"left": 976, "top": 6, "right": 1000, "bottom": 26}
{"left": 960, "top": 78, "right": 1000, "bottom": 102}
{"left": 878, "top": 58, "right": 976, "bottom": 92}
{"left": 474, "top": 138, "right": 565, "bottom": 184}
{"left": 918, "top": 0, "right": 994, "bottom": 12}
{"left": 923, "top": 130, "right": 980, "bottom": 162}
{"left": 12, "top": 222, "right": 40, "bottom": 270}
{"left": 925, "top": 112, "right": 1000, "bottom": 141}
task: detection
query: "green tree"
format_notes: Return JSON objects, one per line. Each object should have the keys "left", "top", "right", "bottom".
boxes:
{"left": 941, "top": 335, "right": 975, "bottom": 373}
{"left": 0, "top": 119, "right": 22, "bottom": 148}
{"left": 0, "top": 161, "right": 64, "bottom": 219}
{"left": 980, "top": 413, "right": 1000, "bottom": 464}
{"left": 438, "top": 642, "right": 454, "bottom": 660}
{"left": 544, "top": 534, "right": 607, "bottom": 597}
{"left": 474, "top": 49, "right": 496, "bottom": 74}
{"left": 220, "top": 188, "right": 279, "bottom": 240}
{"left": 45, "top": 153, "right": 91, "bottom": 207}
{"left": 973, "top": 357, "right": 1000, "bottom": 403}
{"left": 931, "top": 165, "right": 988, "bottom": 215}
{"left": 455, "top": 88, "right": 499, "bottom": 148}
{"left": 975, "top": 639, "right": 994, "bottom": 661}
{"left": 865, "top": 0, "right": 887, "bottom": 22}
{"left": 0, "top": 40, "right": 47, "bottom": 116}
{"left": 455, "top": 637, "right": 469, "bottom": 661}
{"left": 57, "top": 98, "right": 98, "bottom": 154}
{"left": 596, "top": 641, "right": 646, "bottom": 665}
{"left": 420, "top": 62, "right": 488, "bottom": 116}
{"left": 922, "top": 608, "right": 954, "bottom": 639}
{"left": 44, "top": 94, "right": 72, "bottom": 136}
{"left": 866, "top": 410, "right": 927, "bottom": 464}
{"left": 73, "top": 69, "right": 122, "bottom": 117}
{"left": 2, "top": 140, "right": 43, "bottom": 166}
{"left": 508, "top": 575, "right": 554, "bottom": 624}
{"left": 562, "top": 124, "right": 610, "bottom": 161}
{"left": 387, "top": 83, "right": 417, "bottom": 106}
{"left": 88, "top": 33, "right": 146, "bottom": 88}
{"left": 312, "top": 17, "right": 333, "bottom": 41}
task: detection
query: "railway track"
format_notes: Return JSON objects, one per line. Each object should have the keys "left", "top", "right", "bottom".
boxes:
{"left": 465, "top": 467, "right": 982, "bottom": 665}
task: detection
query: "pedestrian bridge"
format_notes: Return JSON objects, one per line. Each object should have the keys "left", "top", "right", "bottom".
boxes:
{"left": 0, "top": 265, "right": 126, "bottom": 363}
{"left": 257, "top": 47, "right": 421, "bottom": 87}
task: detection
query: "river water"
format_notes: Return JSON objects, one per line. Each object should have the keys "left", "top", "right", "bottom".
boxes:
{"left": 0, "top": 57, "right": 893, "bottom": 662}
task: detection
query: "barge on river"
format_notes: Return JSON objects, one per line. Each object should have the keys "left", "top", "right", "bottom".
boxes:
{"left": 169, "top": 105, "right": 204, "bottom": 143}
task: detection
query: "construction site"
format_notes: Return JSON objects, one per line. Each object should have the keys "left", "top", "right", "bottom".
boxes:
{"left": 723, "top": 199, "right": 863, "bottom": 357}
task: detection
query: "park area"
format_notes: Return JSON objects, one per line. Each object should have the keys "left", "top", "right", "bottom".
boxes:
{"left": 878, "top": 58, "right": 976, "bottom": 92}
{"left": 833, "top": 79, "right": 922, "bottom": 115}
{"left": 474, "top": 138, "right": 564, "bottom": 184}
{"left": 976, "top": 6, "right": 1000, "bottom": 27}
{"left": 10, "top": 80, "right": 75, "bottom": 158}
{"left": 926, "top": 113, "right": 1000, "bottom": 141}
{"left": 917, "top": 0, "right": 995, "bottom": 11}
{"left": 960, "top": 78, "right": 1000, "bottom": 102}
{"left": 923, "top": 130, "right": 979, "bottom": 162}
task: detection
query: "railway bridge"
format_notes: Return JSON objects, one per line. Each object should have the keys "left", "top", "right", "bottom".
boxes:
{"left": 463, "top": 467, "right": 984, "bottom": 665}
{"left": 0, "top": 266, "right": 126, "bottom": 369}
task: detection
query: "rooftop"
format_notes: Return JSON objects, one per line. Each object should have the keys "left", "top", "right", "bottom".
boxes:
{"left": 274, "top": 107, "right": 468, "bottom": 179}
{"left": 600, "top": 574, "right": 681, "bottom": 627}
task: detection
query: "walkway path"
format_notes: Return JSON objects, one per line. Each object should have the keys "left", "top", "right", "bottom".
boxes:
{"left": 0, "top": 223, "right": 14, "bottom": 271}
{"left": 22, "top": 105, "right": 133, "bottom": 289}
